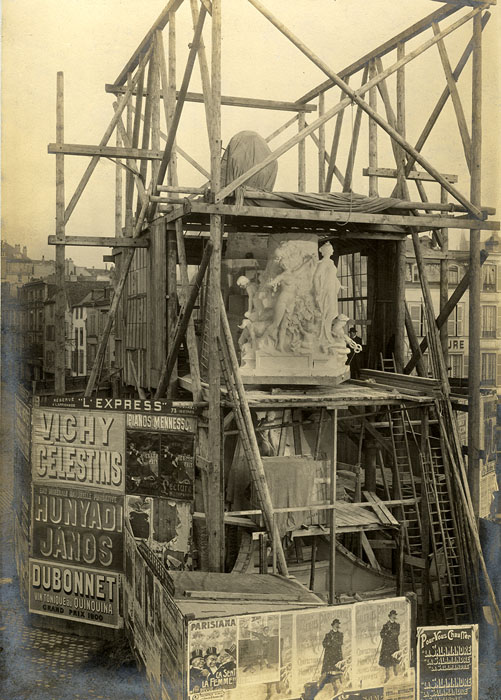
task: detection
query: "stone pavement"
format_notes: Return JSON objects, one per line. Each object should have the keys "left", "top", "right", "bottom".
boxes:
{"left": 0, "top": 381, "right": 148, "bottom": 700}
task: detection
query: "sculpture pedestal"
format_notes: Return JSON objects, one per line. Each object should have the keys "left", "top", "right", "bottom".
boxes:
{"left": 240, "top": 350, "right": 351, "bottom": 386}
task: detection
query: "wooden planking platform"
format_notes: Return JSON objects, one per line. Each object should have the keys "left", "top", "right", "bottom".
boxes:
{"left": 179, "top": 375, "right": 435, "bottom": 408}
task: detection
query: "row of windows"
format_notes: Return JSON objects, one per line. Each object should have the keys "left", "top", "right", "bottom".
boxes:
{"left": 406, "top": 262, "right": 497, "bottom": 291}
{"left": 409, "top": 303, "right": 499, "bottom": 339}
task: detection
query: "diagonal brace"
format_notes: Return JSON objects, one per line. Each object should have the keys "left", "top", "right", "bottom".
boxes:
{"left": 244, "top": 0, "right": 483, "bottom": 218}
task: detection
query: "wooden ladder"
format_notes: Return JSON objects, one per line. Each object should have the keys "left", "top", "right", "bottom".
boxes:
{"left": 387, "top": 407, "right": 422, "bottom": 590}
{"left": 423, "top": 436, "right": 472, "bottom": 624}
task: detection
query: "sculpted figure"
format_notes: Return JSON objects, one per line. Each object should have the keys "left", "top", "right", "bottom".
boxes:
{"left": 331, "top": 314, "right": 362, "bottom": 360}
{"left": 236, "top": 275, "right": 258, "bottom": 316}
{"left": 313, "top": 241, "right": 342, "bottom": 353}
{"left": 264, "top": 242, "right": 316, "bottom": 352}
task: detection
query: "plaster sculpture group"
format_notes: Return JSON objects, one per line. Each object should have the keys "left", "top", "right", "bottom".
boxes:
{"left": 237, "top": 235, "right": 361, "bottom": 384}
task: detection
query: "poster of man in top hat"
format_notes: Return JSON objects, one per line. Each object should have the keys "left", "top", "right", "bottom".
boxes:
{"left": 353, "top": 598, "right": 409, "bottom": 689}
{"left": 295, "top": 606, "right": 352, "bottom": 699}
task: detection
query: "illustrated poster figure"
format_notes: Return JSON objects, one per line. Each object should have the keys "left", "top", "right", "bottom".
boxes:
{"left": 310, "top": 617, "right": 345, "bottom": 698}
{"left": 378, "top": 609, "right": 401, "bottom": 683}
{"left": 189, "top": 649, "right": 209, "bottom": 693}
{"left": 313, "top": 241, "right": 342, "bottom": 352}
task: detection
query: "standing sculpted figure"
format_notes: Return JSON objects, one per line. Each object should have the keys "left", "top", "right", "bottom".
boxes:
{"left": 313, "top": 241, "right": 342, "bottom": 353}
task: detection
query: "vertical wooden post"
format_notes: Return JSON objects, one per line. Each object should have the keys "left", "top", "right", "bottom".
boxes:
{"left": 55, "top": 72, "right": 66, "bottom": 395}
{"left": 166, "top": 224, "right": 178, "bottom": 397}
{"left": 394, "top": 43, "right": 407, "bottom": 372}
{"left": 298, "top": 112, "right": 306, "bottom": 191}
{"left": 440, "top": 187, "right": 449, "bottom": 367}
{"left": 318, "top": 93, "right": 325, "bottom": 192}
{"left": 329, "top": 409, "right": 338, "bottom": 605}
{"left": 207, "top": 0, "right": 224, "bottom": 572}
{"left": 368, "top": 59, "right": 378, "bottom": 197}
{"left": 115, "top": 117, "right": 123, "bottom": 238}
{"left": 468, "top": 13, "right": 482, "bottom": 520}
{"left": 420, "top": 406, "right": 431, "bottom": 624}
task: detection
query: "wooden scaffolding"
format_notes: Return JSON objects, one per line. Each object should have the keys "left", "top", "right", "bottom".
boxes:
{"left": 47, "top": 0, "right": 500, "bottom": 627}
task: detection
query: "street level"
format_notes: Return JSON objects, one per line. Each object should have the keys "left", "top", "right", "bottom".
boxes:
{"left": 0, "top": 379, "right": 147, "bottom": 700}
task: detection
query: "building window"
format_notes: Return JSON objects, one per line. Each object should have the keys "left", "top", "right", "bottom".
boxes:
{"left": 78, "top": 349, "right": 84, "bottom": 375}
{"left": 482, "top": 264, "right": 497, "bottom": 292}
{"left": 448, "top": 354, "right": 463, "bottom": 378}
{"left": 337, "top": 253, "right": 368, "bottom": 342}
{"left": 481, "top": 306, "right": 496, "bottom": 338}
{"left": 481, "top": 353, "right": 496, "bottom": 386}
{"left": 447, "top": 303, "right": 464, "bottom": 337}
{"left": 79, "top": 328, "right": 84, "bottom": 346}
{"left": 449, "top": 265, "right": 459, "bottom": 285}
{"left": 409, "top": 302, "right": 425, "bottom": 337}
{"left": 46, "top": 325, "right": 55, "bottom": 341}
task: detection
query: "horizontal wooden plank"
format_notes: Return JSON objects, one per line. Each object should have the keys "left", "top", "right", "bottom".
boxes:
{"left": 48, "top": 143, "right": 164, "bottom": 160}
{"left": 363, "top": 166, "right": 458, "bottom": 184}
{"left": 162, "top": 201, "right": 499, "bottom": 231}
{"left": 430, "top": 0, "right": 495, "bottom": 6}
{"left": 106, "top": 84, "right": 317, "bottom": 112}
{"left": 48, "top": 235, "right": 148, "bottom": 248}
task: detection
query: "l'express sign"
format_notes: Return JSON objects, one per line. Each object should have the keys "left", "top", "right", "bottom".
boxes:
{"left": 31, "top": 408, "right": 125, "bottom": 492}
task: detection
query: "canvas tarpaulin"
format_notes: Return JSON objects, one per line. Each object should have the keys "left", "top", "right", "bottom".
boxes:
{"left": 221, "top": 131, "right": 278, "bottom": 191}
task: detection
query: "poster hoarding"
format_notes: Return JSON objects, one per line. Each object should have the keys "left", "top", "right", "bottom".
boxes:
{"left": 417, "top": 625, "right": 478, "bottom": 700}
{"left": 31, "top": 407, "right": 125, "bottom": 492}
{"left": 29, "top": 559, "right": 121, "bottom": 628}
{"left": 31, "top": 484, "right": 124, "bottom": 572}
{"left": 125, "top": 412, "right": 195, "bottom": 501}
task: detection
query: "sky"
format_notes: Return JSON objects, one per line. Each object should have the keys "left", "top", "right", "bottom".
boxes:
{"left": 1, "top": 0, "right": 500, "bottom": 268}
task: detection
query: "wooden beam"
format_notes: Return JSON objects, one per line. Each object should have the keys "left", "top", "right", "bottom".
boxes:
{"left": 48, "top": 143, "right": 167, "bottom": 160}
{"left": 468, "top": 12, "right": 482, "bottom": 519}
{"left": 106, "top": 83, "right": 317, "bottom": 112}
{"left": 55, "top": 71, "right": 66, "bottom": 396}
{"left": 190, "top": 0, "right": 214, "bottom": 147}
{"left": 155, "top": 242, "right": 212, "bottom": 398}
{"left": 432, "top": 22, "right": 472, "bottom": 171}
{"left": 207, "top": 0, "right": 224, "bottom": 574}
{"left": 343, "top": 65, "right": 369, "bottom": 192}
{"left": 405, "top": 11, "right": 490, "bottom": 175}
{"left": 298, "top": 113, "right": 306, "bottom": 191}
{"left": 148, "top": 5, "right": 207, "bottom": 221}
{"left": 363, "top": 167, "right": 458, "bottom": 183}
{"left": 162, "top": 201, "right": 499, "bottom": 230}
{"left": 368, "top": 60, "right": 378, "bottom": 197}
{"left": 48, "top": 235, "right": 148, "bottom": 247}
{"left": 329, "top": 409, "right": 338, "bottom": 604}
{"left": 429, "top": 0, "right": 495, "bottom": 6}
{"left": 404, "top": 250, "right": 488, "bottom": 374}
{"left": 318, "top": 93, "right": 325, "bottom": 192}
{"left": 223, "top": 3, "right": 484, "bottom": 216}
{"left": 112, "top": 0, "right": 184, "bottom": 86}
{"left": 64, "top": 47, "right": 152, "bottom": 225}
{"left": 325, "top": 83, "right": 349, "bottom": 190}
{"left": 295, "top": 3, "right": 462, "bottom": 103}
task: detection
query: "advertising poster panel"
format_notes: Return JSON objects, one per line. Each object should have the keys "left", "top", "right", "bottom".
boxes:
{"left": 31, "top": 407, "right": 125, "bottom": 492}
{"left": 161, "top": 588, "right": 185, "bottom": 699}
{"left": 188, "top": 616, "right": 238, "bottom": 696}
{"left": 294, "top": 604, "right": 353, "bottom": 697}
{"left": 125, "top": 496, "right": 193, "bottom": 571}
{"left": 353, "top": 598, "right": 411, "bottom": 690}
{"left": 238, "top": 613, "right": 280, "bottom": 687}
{"left": 125, "top": 411, "right": 195, "bottom": 500}
{"left": 31, "top": 484, "right": 124, "bottom": 572}
{"left": 28, "top": 559, "right": 121, "bottom": 628}
{"left": 15, "top": 393, "right": 32, "bottom": 461}
{"left": 417, "top": 625, "right": 478, "bottom": 700}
